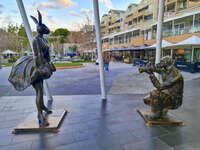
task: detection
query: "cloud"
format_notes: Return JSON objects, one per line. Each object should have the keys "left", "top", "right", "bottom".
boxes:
{"left": 0, "top": 14, "right": 3, "bottom": 19}
{"left": 70, "top": 19, "right": 85, "bottom": 31}
{"left": 30, "top": 10, "right": 61, "bottom": 25}
{"left": 38, "top": 0, "right": 77, "bottom": 10}
{"left": 28, "top": 5, "right": 37, "bottom": 10}
{"left": 40, "top": 10, "right": 61, "bottom": 24}
{"left": 51, "top": 0, "right": 77, "bottom": 8}
{"left": 0, "top": 4, "right": 3, "bottom": 9}
{"left": 11, "top": 10, "right": 18, "bottom": 14}
{"left": 2, "top": 16, "right": 11, "bottom": 24}
{"left": 100, "top": 0, "right": 113, "bottom": 9}
{"left": 69, "top": 11, "right": 81, "bottom": 17}
{"left": 38, "top": 2, "right": 57, "bottom": 9}
{"left": 81, "top": 9, "right": 93, "bottom": 15}
{"left": 47, "top": 16, "right": 61, "bottom": 24}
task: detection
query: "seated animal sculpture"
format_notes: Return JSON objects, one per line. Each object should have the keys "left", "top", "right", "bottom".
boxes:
{"left": 8, "top": 10, "right": 56, "bottom": 127}
{"left": 139, "top": 56, "right": 184, "bottom": 120}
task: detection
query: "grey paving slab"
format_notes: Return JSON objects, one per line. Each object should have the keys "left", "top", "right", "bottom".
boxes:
{"left": 174, "top": 141, "right": 200, "bottom": 150}
{"left": 1, "top": 63, "right": 200, "bottom": 97}
{"left": 123, "top": 138, "right": 171, "bottom": 150}
{"left": 0, "top": 65, "right": 200, "bottom": 150}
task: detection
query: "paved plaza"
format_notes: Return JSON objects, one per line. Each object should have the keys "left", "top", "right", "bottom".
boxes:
{"left": 0, "top": 62, "right": 199, "bottom": 96}
{"left": 0, "top": 63, "right": 200, "bottom": 150}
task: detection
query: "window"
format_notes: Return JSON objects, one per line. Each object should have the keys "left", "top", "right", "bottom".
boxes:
{"left": 178, "top": 0, "right": 187, "bottom": 10}
{"left": 174, "top": 49, "right": 191, "bottom": 62}
{"left": 144, "top": 14, "right": 153, "bottom": 21}
{"left": 138, "top": 6, "right": 148, "bottom": 12}
{"left": 184, "top": 50, "right": 192, "bottom": 62}
{"left": 128, "top": 21, "right": 132, "bottom": 26}
{"left": 132, "top": 31, "right": 140, "bottom": 37}
{"left": 133, "top": 18, "right": 137, "bottom": 25}
{"left": 175, "top": 23, "right": 185, "bottom": 35}
{"left": 193, "top": 48, "right": 200, "bottom": 62}
{"left": 109, "top": 38, "right": 113, "bottom": 45}
{"left": 138, "top": 16, "right": 143, "bottom": 23}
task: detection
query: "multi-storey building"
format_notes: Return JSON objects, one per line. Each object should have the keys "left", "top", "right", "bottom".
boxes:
{"left": 101, "top": 0, "right": 200, "bottom": 71}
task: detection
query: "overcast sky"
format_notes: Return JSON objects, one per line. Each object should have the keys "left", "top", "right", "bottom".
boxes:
{"left": 0, "top": 0, "right": 141, "bottom": 31}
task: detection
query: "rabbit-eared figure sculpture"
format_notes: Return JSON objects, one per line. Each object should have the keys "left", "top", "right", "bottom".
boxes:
{"left": 8, "top": 10, "right": 56, "bottom": 127}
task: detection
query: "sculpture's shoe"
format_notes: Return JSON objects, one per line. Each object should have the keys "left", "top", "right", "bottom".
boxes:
{"left": 38, "top": 115, "right": 49, "bottom": 127}
{"left": 42, "top": 106, "right": 52, "bottom": 114}
{"left": 46, "top": 110, "right": 52, "bottom": 114}
{"left": 39, "top": 119, "right": 49, "bottom": 127}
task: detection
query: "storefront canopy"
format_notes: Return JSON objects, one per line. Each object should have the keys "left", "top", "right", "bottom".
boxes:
{"left": 2, "top": 50, "right": 17, "bottom": 55}
{"left": 148, "top": 40, "right": 174, "bottom": 49}
{"left": 117, "top": 46, "right": 126, "bottom": 51}
{"left": 126, "top": 45, "right": 136, "bottom": 50}
{"left": 167, "top": 36, "right": 200, "bottom": 48}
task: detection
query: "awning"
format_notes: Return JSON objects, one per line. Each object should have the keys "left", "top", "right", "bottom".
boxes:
{"left": 167, "top": 36, "right": 200, "bottom": 48}
{"left": 2, "top": 50, "right": 17, "bottom": 55}
{"left": 117, "top": 46, "right": 126, "bottom": 51}
{"left": 148, "top": 40, "right": 174, "bottom": 49}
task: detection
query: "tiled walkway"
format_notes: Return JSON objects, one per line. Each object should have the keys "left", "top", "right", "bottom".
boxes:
{"left": 0, "top": 78, "right": 200, "bottom": 150}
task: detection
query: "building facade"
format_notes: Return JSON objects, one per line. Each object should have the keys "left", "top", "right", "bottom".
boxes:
{"left": 101, "top": 0, "right": 200, "bottom": 69}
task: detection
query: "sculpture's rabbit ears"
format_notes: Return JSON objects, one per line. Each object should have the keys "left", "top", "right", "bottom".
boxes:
{"left": 30, "top": 10, "right": 42, "bottom": 25}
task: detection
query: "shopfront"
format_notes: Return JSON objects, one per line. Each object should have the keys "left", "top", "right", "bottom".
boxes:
{"left": 174, "top": 47, "right": 200, "bottom": 73}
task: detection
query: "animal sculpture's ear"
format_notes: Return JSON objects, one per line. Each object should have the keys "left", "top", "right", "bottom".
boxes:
{"left": 30, "top": 16, "right": 38, "bottom": 24}
{"left": 37, "top": 10, "right": 42, "bottom": 25}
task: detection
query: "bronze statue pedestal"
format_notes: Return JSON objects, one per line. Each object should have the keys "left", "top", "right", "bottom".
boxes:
{"left": 12, "top": 109, "right": 67, "bottom": 134}
{"left": 137, "top": 109, "right": 184, "bottom": 127}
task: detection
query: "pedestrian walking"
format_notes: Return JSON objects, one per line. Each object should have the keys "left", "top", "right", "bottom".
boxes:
{"left": 104, "top": 53, "right": 110, "bottom": 71}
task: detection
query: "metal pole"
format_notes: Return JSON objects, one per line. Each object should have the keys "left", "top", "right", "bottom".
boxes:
{"left": 172, "top": 20, "right": 175, "bottom": 35}
{"left": 93, "top": 0, "right": 107, "bottom": 100}
{"left": 155, "top": 0, "right": 164, "bottom": 79}
{"left": 0, "top": 52, "right": 2, "bottom": 69}
{"left": 0, "top": 47, "right": 2, "bottom": 69}
{"left": 155, "top": 0, "right": 164, "bottom": 65}
{"left": 16, "top": 0, "right": 53, "bottom": 101}
{"left": 191, "top": 46, "right": 194, "bottom": 62}
{"left": 170, "top": 49, "right": 173, "bottom": 58}
{"left": 192, "top": 15, "right": 195, "bottom": 30}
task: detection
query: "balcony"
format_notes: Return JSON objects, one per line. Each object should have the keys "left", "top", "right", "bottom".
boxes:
{"left": 158, "top": 24, "right": 200, "bottom": 37}
{"left": 189, "top": 26, "right": 200, "bottom": 33}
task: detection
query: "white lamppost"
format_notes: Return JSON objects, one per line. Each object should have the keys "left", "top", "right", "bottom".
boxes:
{"left": 0, "top": 42, "right": 1, "bottom": 69}
{"left": 0, "top": 37, "right": 2, "bottom": 69}
{"left": 155, "top": 0, "right": 165, "bottom": 65}
{"left": 155, "top": 0, "right": 165, "bottom": 79}
{"left": 93, "top": 0, "right": 107, "bottom": 100}
{"left": 16, "top": 0, "right": 53, "bottom": 102}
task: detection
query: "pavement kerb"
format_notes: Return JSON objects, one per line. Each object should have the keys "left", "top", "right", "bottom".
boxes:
{"left": 55, "top": 64, "right": 84, "bottom": 70}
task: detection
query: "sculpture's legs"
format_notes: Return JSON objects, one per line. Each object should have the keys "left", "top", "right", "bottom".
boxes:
{"left": 33, "top": 80, "right": 49, "bottom": 127}
{"left": 40, "top": 81, "right": 52, "bottom": 114}
{"left": 143, "top": 95, "right": 151, "bottom": 105}
{"left": 148, "top": 90, "right": 168, "bottom": 120}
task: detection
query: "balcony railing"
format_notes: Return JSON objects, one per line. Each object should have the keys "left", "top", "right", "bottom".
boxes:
{"left": 189, "top": 26, "right": 200, "bottom": 33}
{"left": 152, "top": 25, "right": 200, "bottom": 39}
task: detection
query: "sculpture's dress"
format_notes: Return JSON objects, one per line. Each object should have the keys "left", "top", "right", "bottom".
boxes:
{"left": 8, "top": 36, "right": 56, "bottom": 91}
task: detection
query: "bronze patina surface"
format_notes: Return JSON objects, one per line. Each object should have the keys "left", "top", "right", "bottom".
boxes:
{"left": 8, "top": 10, "right": 56, "bottom": 127}
{"left": 138, "top": 56, "right": 184, "bottom": 120}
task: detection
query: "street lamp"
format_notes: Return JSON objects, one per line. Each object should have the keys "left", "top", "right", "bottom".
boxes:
{"left": 93, "top": 0, "right": 107, "bottom": 100}
{"left": 0, "top": 51, "right": 2, "bottom": 69}
{"left": 155, "top": 0, "right": 165, "bottom": 79}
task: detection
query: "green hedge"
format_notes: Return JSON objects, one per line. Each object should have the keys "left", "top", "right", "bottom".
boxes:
{"left": 54, "top": 63, "right": 82, "bottom": 67}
